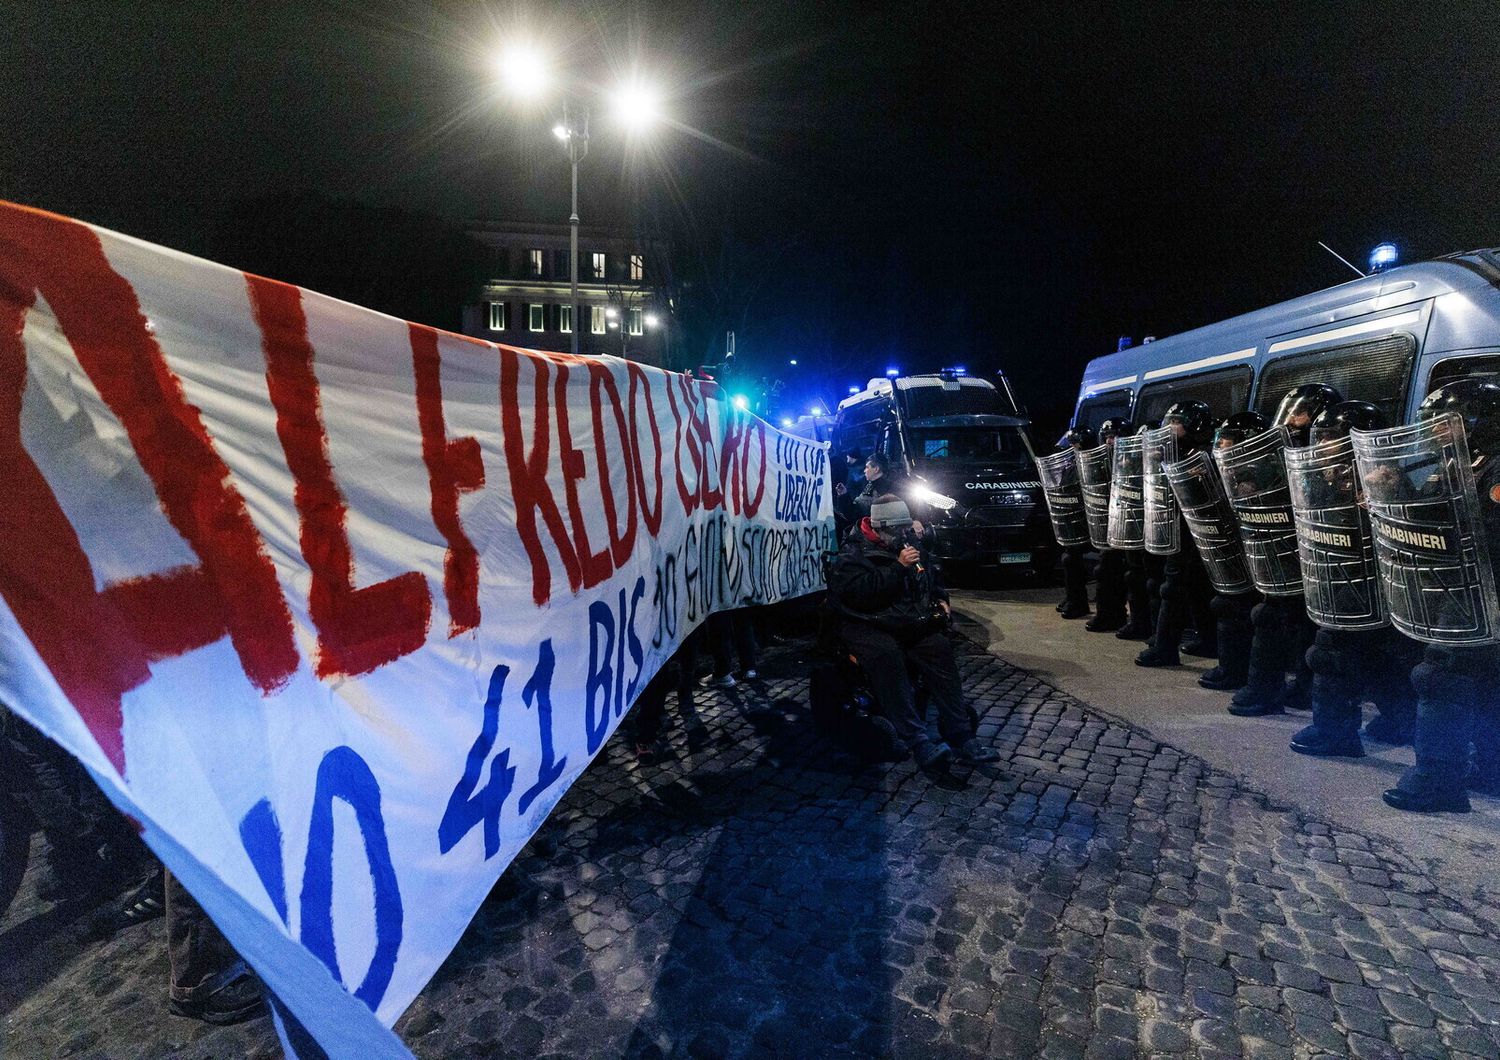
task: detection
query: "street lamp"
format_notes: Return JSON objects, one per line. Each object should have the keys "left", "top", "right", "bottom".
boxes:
{"left": 498, "top": 45, "right": 663, "bottom": 358}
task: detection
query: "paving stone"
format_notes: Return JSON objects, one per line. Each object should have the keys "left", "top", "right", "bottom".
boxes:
{"left": 8, "top": 631, "right": 1500, "bottom": 1060}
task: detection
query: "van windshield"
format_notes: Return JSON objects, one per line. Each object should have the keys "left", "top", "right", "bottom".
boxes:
{"left": 900, "top": 384, "right": 1016, "bottom": 419}
{"left": 909, "top": 427, "right": 1027, "bottom": 466}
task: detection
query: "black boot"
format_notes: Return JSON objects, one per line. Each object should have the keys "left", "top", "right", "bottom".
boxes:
{"left": 1135, "top": 644, "right": 1180, "bottom": 667}
{"left": 1087, "top": 610, "right": 1126, "bottom": 633}
{"left": 1060, "top": 599, "right": 1091, "bottom": 620}
{"left": 1229, "top": 600, "right": 1287, "bottom": 716}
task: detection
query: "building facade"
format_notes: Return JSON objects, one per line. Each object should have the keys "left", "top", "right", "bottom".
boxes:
{"left": 460, "top": 221, "right": 674, "bottom": 367}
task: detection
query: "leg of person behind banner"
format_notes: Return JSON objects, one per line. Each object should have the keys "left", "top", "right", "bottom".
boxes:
{"left": 165, "top": 865, "right": 265, "bottom": 1025}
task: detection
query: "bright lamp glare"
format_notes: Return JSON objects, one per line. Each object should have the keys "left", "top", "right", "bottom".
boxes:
{"left": 611, "top": 81, "right": 662, "bottom": 130}
{"left": 910, "top": 484, "right": 958, "bottom": 511}
{"left": 552, "top": 123, "right": 569, "bottom": 140}
{"left": 605, "top": 306, "right": 619, "bottom": 319}
{"left": 644, "top": 313, "right": 659, "bottom": 328}
{"left": 788, "top": 359, "right": 798, "bottom": 366}
{"left": 848, "top": 385, "right": 860, "bottom": 394}
{"left": 780, "top": 418, "right": 794, "bottom": 427}
{"left": 885, "top": 366, "right": 900, "bottom": 377}
{"left": 809, "top": 405, "right": 824, "bottom": 416}
{"left": 498, "top": 43, "right": 549, "bottom": 98}
{"left": 731, "top": 394, "right": 749, "bottom": 411}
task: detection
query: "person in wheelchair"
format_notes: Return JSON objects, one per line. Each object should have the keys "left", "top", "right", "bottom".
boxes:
{"left": 828, "top": 495, "right": 1000, "bottom": 771}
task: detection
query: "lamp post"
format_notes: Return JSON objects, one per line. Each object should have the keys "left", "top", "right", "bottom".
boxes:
{"left": 498, "top": 43, "right": 662, "bottom": 360}
{"left": 553, "top": 103, "right": 589, "bottom": 357}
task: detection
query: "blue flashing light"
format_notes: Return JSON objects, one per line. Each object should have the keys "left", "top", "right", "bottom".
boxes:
{"left": 780, "top": 417, "right": 793, "bottom": 427}
{"left": 731, "top": 394, "right": 749, "bottom": 411}
{"left": 885, "top": 366, "right": 900, "bottom": 377}
{"left": 809, "top": 404, "right": 825, "bottom": 416}
{"left": 848, "top": 385, "right": 860, "bottom": 394}
{"left": 941, "top": 365, "right": 967, "bottom": 376}
{"left": 788, "top": 358, "right": 798, "bottom": 366}
{"left": 1369, "top": 242, "right": 1399, "bottom": 272}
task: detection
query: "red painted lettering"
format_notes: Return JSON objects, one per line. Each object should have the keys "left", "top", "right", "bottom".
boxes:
{"left": 554, "top": 362, "right": 612, "bottom": 589}
{"left": 589, "top": 363, "right": 637, "bottom": 568}
{"left": 627, "top": 363, "right": 663, "bottom": 537}
{"left": 498, "top": 347, "right": 580, "bottom": 606}
{"left": 250, "top": 276, "right": 431, "bottom": 677}
{"left": 0, "top": 205, "right": 297, "bottom": 771}
{"left": 410, "top": 324, "right": 484, "bottom": 635}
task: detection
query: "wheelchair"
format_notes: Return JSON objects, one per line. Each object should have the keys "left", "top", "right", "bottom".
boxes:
{"left": 810, "top": 557, "right": 978, "bottom": 763}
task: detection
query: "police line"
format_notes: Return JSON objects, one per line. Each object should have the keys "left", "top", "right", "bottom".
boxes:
{"left": 0, "top": 201, "right": 836, "bottom": 1058}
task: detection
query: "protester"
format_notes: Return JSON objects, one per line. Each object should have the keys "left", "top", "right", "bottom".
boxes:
{"left": 853, "top": 454, "right": 906, "bottom": 517}
{"left": 828, "top": 495, "right": 999, "bottom": 771}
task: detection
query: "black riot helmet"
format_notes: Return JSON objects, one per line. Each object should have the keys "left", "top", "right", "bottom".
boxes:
{"left": 1214, "top": 411, "right": 1270, "bottom": 450}
{"left": 1417, "top": 378, "right": 1500, "bottom": 458}
{"left": 1096, "top": 417, "right": 1133, "bottom": 445}
{"left": 1274, "top": 384, "right": 1343, "bottom": 447}
{"left": 1161, "top": 400, "right": 1215, "bottom": 450}
{"left": 1058, "top": 425, "right": 1097, "bottom": 451}
{"left": 1309, "top": 400, "right": 1385, "bottom": 445}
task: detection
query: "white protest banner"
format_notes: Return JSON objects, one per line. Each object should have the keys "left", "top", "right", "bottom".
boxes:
{"left": 0, "top": 201, "right": 835, "bottom": 1056}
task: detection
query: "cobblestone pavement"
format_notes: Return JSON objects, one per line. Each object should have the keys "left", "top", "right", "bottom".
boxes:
{"left": 8, "top": 621, "right": 1500, "bottom": 1058}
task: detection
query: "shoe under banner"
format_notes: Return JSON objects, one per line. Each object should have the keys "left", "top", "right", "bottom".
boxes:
{"left": 0, "top": 202, "right": 836, "bottom": 1058}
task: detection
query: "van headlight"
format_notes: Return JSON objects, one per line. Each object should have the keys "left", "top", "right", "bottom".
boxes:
{"left": 909, "top": 484, "right": 957, "bottom": 511}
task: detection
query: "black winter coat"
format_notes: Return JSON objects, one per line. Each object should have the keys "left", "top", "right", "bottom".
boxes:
{"left": 829, "top": 527, "right": 947, "bottom": 635}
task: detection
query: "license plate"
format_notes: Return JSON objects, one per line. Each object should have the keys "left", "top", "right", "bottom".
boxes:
{"left": 999, "top": 552, "right": 1032, "bottom": 565}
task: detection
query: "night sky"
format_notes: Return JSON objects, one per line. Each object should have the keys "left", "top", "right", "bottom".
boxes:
{"left": 5, "top": 1, "right": 1500, "bottom": 435}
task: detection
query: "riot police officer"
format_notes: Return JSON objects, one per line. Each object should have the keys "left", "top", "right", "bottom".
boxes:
{"left": 1137, "top": 401, "right": 1217, "bottom": 667}
{"left": 1054, "top": 426, "right": 1097, "bottom": 620}
{"left": 1289, "top": 401, "right": 1420, "bottom": 757}
{"left": 1199, "top": 412, "right": 1267, "bottom": 690}
{"left": 1087, "top": 418, "right": 1133, "bottom": 634}
{"left": 1226, "top": 385, "right": 1339, "bottom": 715}
{"left": 1383, "top": 380, "right": 1500, "bottom": 812}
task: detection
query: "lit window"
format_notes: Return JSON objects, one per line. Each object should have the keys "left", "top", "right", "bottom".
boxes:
{"left": 591, "top": 252, "right": 606, "bottom": 279}
{"left": 629, "top": 253, "right": 644, "bottom": 281}
{"left": 528, "top": 249, "right": 543, "bottom": 277}
{"left": 529, "top": 304, "right": 545, "bottom": 332}
{"left": 559, "top": 304, "right": 573, "bottom": 333}
{"left": 591, "top": 306, "right": 606, "bottom": 334}
{"left": 628, "top": 308, "right": 644, "bottom": 336}
{"left": 488, "top": 301, "right": 506, "bottom": 331}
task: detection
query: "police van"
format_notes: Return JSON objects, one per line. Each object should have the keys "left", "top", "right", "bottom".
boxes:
{"left": 831, "top": 370, "right": 1054, "bottom": 573}
{"left": 1072, "top": 250, "right": 1500, "bottom": 438}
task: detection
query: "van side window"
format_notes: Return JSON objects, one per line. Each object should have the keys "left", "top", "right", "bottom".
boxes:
{"left": 1074, "top": 388, "right": 1132, "bottom": 432}
{"left": 1426, "top": 354, "right": 1500, "bottom": 397}
{"left": 1254, "top": 334, "right": 1415, "bottom": 423}
{"left": 1134, "top": 366, "right": 1253, "bottom": 426}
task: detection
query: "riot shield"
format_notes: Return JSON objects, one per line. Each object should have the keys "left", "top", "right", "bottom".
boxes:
{"left": 1077, "top": 443, "right": 1113, "bottom": 550}
{"left": 1285, "top": 436, "right": 1388, "bottom": 630}
{"left": 1213, "top": 426, "right": 1303, "bottom": 596}
{"left": 1035, "top": 448, "right": 1091, "bottom": 548}
{"left": 1143, "top": 425, "right": 1181, "bottom": 555}
{"left": 1351, "top": 413, "right": 1500, "bottom": 645}
{"left": 1165, "top": 450, "right": 1252, "bottom": 595}
{"left": 1107, "top": 434, "right": 1146, "bottom": 550}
